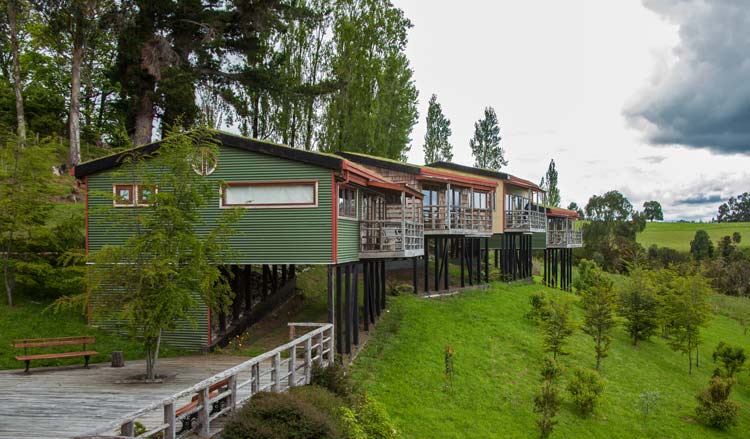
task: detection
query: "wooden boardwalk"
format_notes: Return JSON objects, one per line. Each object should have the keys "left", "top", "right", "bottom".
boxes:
{"left": 0, "top": 355, "right": 258, "bottom": 439}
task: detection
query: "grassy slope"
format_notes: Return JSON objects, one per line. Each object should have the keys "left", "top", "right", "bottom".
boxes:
{"left": 637, "top": 222, "right": 750, "bottom": 252}
{"left": 352, "top": 283, "right": 750, "bottom": 439}
{"left": 0, "top": 298, "right": 184, "bottom": 370}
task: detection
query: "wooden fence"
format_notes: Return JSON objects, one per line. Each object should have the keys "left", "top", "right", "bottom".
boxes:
{"left": 76, "top": 322, "right": 334, "bottom": 439}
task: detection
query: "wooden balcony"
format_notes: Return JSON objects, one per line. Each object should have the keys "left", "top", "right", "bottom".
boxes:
{"left": 505, "top": 209, "right": 547, "bottom": 233}
{"left": 546, "top": 230, "right": 583, "bottom": 248}
{"left": 359, "top": 219, "right": 424, "bottom": 258}
{"left": 423, "top": 205, "right": 493, "bottom": 236}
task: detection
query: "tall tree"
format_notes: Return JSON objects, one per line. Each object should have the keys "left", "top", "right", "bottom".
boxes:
{"left": 1, "top": 136, "right": 56, "bottom": 306}
{"left": 6, "top": 0, "right": 26, "bottom": 148}
{"left": 470, "top": 106, "right": 507, "bottom": 170}
{"left": 35, "top": 0, "right": 111, "bottom": 164}
{"left": 666, "top": 274, "right": 712, "bottom": 374}
{"left": 690, "top": 230, "right": 714, "bottom": 261}
{"left": 321, "top": 0, "right": 418, "bottom": 159}
{"left": 717, "top": 192, "right": 750, "bottom": 223}
{"left": 618, "top": 268, "right": 660, "bottom": 345}
{"left": 544, "top": 159, "right": 560, "bottom": 207}
{"left": 422, "top": 93, "right": 452, "bottom": 163}
{"left": 580, "top": 265, "right": 617, "bottom": 370}
{"left": 642, "top": 200, "right": 663, "bottom": 222}
{"left": 567, "top": 201, "right": 584, "bottom": 218}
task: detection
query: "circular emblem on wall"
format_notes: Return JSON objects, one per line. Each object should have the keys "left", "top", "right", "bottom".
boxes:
{"left": 190, "top": 147, "right": 218, "bottom": 176}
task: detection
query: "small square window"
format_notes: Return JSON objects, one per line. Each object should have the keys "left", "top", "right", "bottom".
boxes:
{"left": 339, "top": 187, "right": 357, "bottom": 219}
{"left": 114, "top": 184, "right": 134, "bottom": 206}
{"left": 137, "top": 185, "right": 156, "bottom": 205}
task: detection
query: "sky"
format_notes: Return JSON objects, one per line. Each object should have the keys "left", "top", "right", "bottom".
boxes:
{"left": 394, "top": 0, "right": 750, "bottom": 221}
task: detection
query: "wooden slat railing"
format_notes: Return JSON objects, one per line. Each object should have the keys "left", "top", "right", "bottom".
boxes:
{"left": 423, "top": 205, "right": 493, "bottom": 234}
{"left": 76, "top": 323, "right": 334, "bottom": 439}
{"left": 505, "top": 210, "right": 547, "bottom": 232}
{"left": 546, "top": 230, "right": 583, "bottom": 248}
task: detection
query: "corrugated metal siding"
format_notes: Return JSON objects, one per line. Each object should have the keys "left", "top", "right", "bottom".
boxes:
{"left": 337, "top": 189, "right": 360, "bottom": 263}
{"left": 89, "top": 274, "right": 209, "bottom": 351}
{"left": 88, "top": 145, "right": 335, "bottom": 264}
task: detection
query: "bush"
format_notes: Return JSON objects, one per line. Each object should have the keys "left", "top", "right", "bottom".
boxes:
{"left": 566, "top": 367, "right": 604, "bottom": 416}
{"left": 353, "top": 393, "right": 400, "bottom": 439}
{"left": 525, "top": 292, "right": 549, "bottom": 322}
{"left": 222, "top": 390, "right": 345, "bottom": 439}
{"left": 712, "top": 341, "right": 746, "bottom": 378}
{"left": 311, "top": 361, "right": 354, "bottom": 399}
{"left": 695, "top": 376, "right": 741, "bottom": 430}
{"left": 638, "top": 390, "right": 660, "bottom": 420}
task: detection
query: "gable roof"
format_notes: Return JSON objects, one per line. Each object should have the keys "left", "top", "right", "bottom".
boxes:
{"left": 336, "top": 151, "right": 422, "bottom": 175}
{"left": 73, "top": 131, "right": 343, "bottom": 178}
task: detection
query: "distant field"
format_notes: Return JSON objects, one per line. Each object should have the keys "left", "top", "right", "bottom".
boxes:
{"left": 637, "top": 222, "right": 750, "bottom": 252}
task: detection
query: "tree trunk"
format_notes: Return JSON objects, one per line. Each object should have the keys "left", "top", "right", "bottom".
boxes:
{"left": 133, "top": 93, "right": 154, "bottom": 146}
{"left": 153, "top": 331, "right": 161, "bottom": 373}
{"left": 8, "top": 0, "right": 26, "bottom": 148}
{"left": 69, "top": 37, "right": 84, "bottom": 165}
{"left": 3, "top": 247, "right": 14, "bottom": 307}
{"left": 252, "top": 94, "right": 260, "bottom": 138}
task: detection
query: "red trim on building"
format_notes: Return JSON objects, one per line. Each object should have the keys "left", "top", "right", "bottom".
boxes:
{"left": 506, "top": 174, "right": 544, "bottom": 192}
{"left": 419, "top": 167, "right": 499, "bottom": 189}
{"left": 331, "top": 171, "right": 338, "bottom": 264}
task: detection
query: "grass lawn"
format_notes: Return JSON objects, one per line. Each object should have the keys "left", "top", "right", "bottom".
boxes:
{"left": 637, "top": 222, "right": 750, "bottom": 252}
{"left": 351, "top": 282, "right": 750, "bottom": 438}
{"left": 0, "top": 298, "right": 185, "bottom": 370}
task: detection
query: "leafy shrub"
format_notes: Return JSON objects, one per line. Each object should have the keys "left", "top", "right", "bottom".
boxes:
{"left": 222, "top": 390, "right": 345, "bottom": 439}
{"left": 353, "top": 393, "right": 400, "bottom": 439}
{"left": 566, "top": 367, "right": 604, "bottom": 416}
{"left": 311, "top": 361, "right": 354, "bottom": 399}
{"left": 712, "top": 341, "right": 746, "bottom": 378}
{"left": 695, "top": 376, "right": 741, "bottom": 430}
{"left": 526, "top": 292, "right": 549, "bottom": 322}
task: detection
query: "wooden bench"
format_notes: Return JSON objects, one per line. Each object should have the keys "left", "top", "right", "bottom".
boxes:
{"left": 176, "top": 378, "right": 230, "bottom": 433}
{"left": 13, "top": 336, "right": 98, "bottom": 373}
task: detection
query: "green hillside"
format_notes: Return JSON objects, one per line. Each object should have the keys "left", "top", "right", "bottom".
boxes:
{"left": 351, "top": 283, "right": 750, "bottom": 439}
{"left": 637, "top": 222, "right": 750, "bottom": 252}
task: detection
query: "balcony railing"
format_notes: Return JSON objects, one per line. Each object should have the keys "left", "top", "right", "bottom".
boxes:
{"left": 505, "top": 210, "right": 547, "bottom": 232}
{"left": 423, "top": 205, "right": 493, "bottom": 234}
{"left": 547, "top": 230, "right": 583, "bottom": 248}
{"left": 360, "top": 220, "right": 424, "bottom": 257}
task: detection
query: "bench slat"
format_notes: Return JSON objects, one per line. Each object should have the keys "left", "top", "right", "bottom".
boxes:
{"left": 13, "top": 338, "right": 95, "bottom": 349}
{"left": 16, "top": 350, "right": 99, "bottom": 361}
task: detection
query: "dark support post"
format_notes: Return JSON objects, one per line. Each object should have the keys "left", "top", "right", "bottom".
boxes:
{"left": 353, "top": 263, "right": 359, "bottom": 347}
{"left": 244, "top": 265, "right": 253, "bottom": 313}
{"left": 467, "top": 238, "right": 473, "bottom": 286}
{"left": 495, "top": 249, "right": 499, "bottom": 269}
{"left": 290, "top": 264, "right": 295, "bottom": 279}
{"left": 434, "top": 238, "right": 440, "bottom": 292}
{"left": 380, "top": 260, "right": 386, "bottom": 309}
{"left": 272, "top": 264, "right": 278, "bottom": 293}
{"left": 484, "top": 238, "right": 490, "bottom": 283}
{"left": 443, "top": 239, "right": 449, "bottom": 290}
{"left": 262, "top": 265, "right": 269, "bottom": 297}
{"left": 460, "top": 237, "right": 465, "bottom": 287}
{"left": 281, "top": 264, "right": 287, "bottom": 284}
{"left": 335, "top": 265, "right": 342, "bottom": 355}
{"left": 412, "top": 257, "right": 418, "bottom": 294}
{"left": 362, "top": 261, "right": 370, "bottom": 331}
{"left": 327, "top": 266, "right": 334, "bottom": 323}
{"left": 374, "top": 261, "right": 381, "bottom": 317}
{"left": 424, "top": 237, "right": 429, "bottom": 294}
{"left": 476, "top": 238, "right": 481, "bottom": 285}
{"left": 344, "top": 264, "right": 351, "bottom": 355}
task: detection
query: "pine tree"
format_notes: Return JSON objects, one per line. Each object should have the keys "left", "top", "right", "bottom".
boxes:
{"left": 545, "top": 159, "right": 560, "bottom": 207}
{"left": 423, "top": 94, "right": 453, "bottom": 163}
{"left": 542, "top": 297, "right": 577, "bottom": 359}
{"left": 470, "top": 106, "right": 507, "bottom": 170}
{"left": 666, "top": 274, "right": 712, "bottom": 374}
{"left": 618, "top": 268, "right": 660, "bottom": 345}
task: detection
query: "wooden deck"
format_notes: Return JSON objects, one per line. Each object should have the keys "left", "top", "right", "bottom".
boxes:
{"left": 0, "top": 355, "right": 258, "bottom": 439}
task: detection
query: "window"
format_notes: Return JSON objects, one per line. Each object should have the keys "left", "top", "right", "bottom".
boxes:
{"left": 137, "top": 185, "right": 156, "bottom": 205}
{"left": 114, "top": 184, "right": 134, "bottom": 206}
{"left": 222, "top": 181, "right": 317, "bottom": 207}
{"left": 422, "top": 187, "right": 439, "bottom": 206}
{"left": 473, "top": 191, "right": 488, "bottom": 209}
{"left": 338, "top": 186, "right": 357, "bottom": 219}
{"left": 190, "top": 147, "right": 218, "bottom": 176}
{"left": 113, "top": 184, "right": 157, "bottom": 207}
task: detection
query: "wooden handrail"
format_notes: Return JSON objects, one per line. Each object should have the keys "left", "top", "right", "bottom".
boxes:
{"left": 79, "top": 322, "right": 334, "bottom": 439}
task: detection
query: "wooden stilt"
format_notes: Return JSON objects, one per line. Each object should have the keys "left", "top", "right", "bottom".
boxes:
{"left": 327, "top": 265, "right": 334, "bottom": 324}
{"left": 362, "top": 262, "right": 370, "bottom": 331}
{"left": 380, "top": 260, "right": 386, "bottom": 309}
{"left": 460, "top": 237, "right": 465, "bottom": 287}
{"left": 335, "top": 265, "right": 342, "bottom": 355}
{"left": 412, "top": 257, "right": 418, "bottom": 294}
{"left": 344, "top": 264, "right": 351, "bottom": 355}
{"left": 484, "top": 238, "right": 489, "bottom": 283}
{"left": 424, "top": 237, "right": 429, "bottom": 294}
{"left": 353, "top": 263, "right": 359, "bottom": 347}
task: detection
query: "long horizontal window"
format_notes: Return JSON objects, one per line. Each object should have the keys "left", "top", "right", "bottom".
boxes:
{"left": 222, "top": 181, "right": 318, "bottom": 208}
